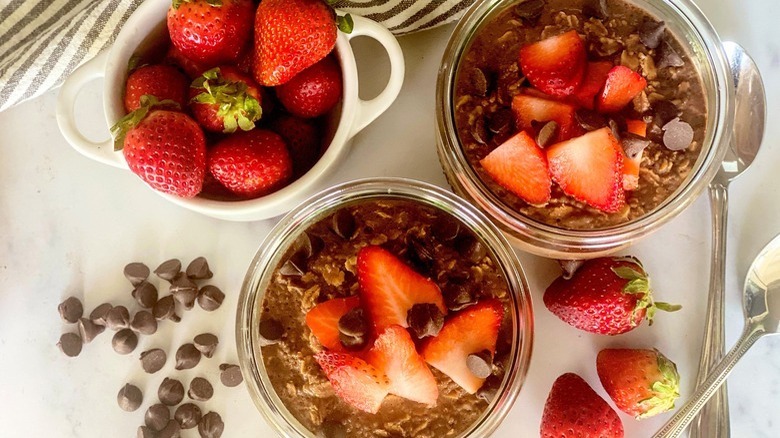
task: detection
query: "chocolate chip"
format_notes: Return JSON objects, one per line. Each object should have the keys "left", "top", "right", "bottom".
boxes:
{"left": 175, "top": 403, "right": 202, "bottom": 429}
{"left": 338, "top": 308, "right": 367, "bottom": 338}
{"left": 487, "top": 108, "right": 513, "bottom": 136}
{"left": 188, "top": 377, "right": 214, "bottom": 401}
{"left": 583, "top": 0, "right": 609, "bottom": 19}
{"left": 137, "top": 426, "right": 156, "bottom": 438}
{"left": 432, "top": 216, "right": 460, "bottom": 242}
{"left": 467, "top": 350, "right": 494, "bottom": 379}
{"left": 662, "top": 117, "right": 694, "bottom": 151}
{"left": 158, "top": 378, "right": 185, "bottom": 406}
{"left": 469, "top": 67, "right": 488, "bottom": 96}
{"left": 258, "top": 318, "right": 284, "bottom": 347}
{"left": 407, "top": 303, "right": 444, "bottom": 338}
{"left": 193, "top": 333, "right": 219, "bottom": 358}
{"left": 145, "top": 403, "right": 170, "bottom": 431}
{"left": 444, "top": 284, "right": 476, "bottom": 312}
{"left": 471, "top": 116, "right": 489, "bottom": 145}
{"left": 125, "top": 262, "right": 150, "bottom": 286}
{"left": 320, "top": 419, "right": 347, "bottom": 438}
{"left": 153, "top": 295, "right": 181, "bottom": 322}
{"left": 186, "top": 257, "right": 213, "bottom": 280}
{"left": 171, "top": 274, "right": 198, "bottom": 310}
{"left": 117, "top": 383, "right": 143, "bottom": 412}
{"left": 219, "top": 363, "right": 243, "bottom": 387}
{"left": 513, "top": 0, "right": 544, "bottom": 23}
{"left": 406, "top": 235, "right": 435, "bottom": 275}
{"left": 175, "top": 343, "right": 201, "bottom": 370}
{"left": 339, "top": 331, "right": 367, "bottom": 350}
{"left": 113, "top": 329, "right": 138, "bottom": 355}
{"left": 331, "top": 209, "right": 356, "bottom": 240}
{"left": 90, "top": 303, "right": 113, "bottom": 326}
{"left": 536, "top": 121, "right": 559, "bottom": 147}
{"left": 58, "top": 296, "right": 83, "bottom": 323}
{"left": 558, "top": 259, "right": 584, "bottom": 280}
{"left": 657, "top": 40, "right": 684, "bottom": 69}
{"left": 653, "top": 100, "right": 682, "bottom": 125}
{"left": 197, "top": 285, "right": 224, "bottom": 312}
{"left": 106, "top": 305, "right": 130, "bottom": 330}
{"left": 639, "top": 19, "right": 665, "bottom": 49}
{"left": 476, "top": 374, "right": 503, "bottom": 403}
{"left": 455, "top": 235, "right": 487, "bottom": 264}
{"left": 133, "top": 281, "right": 159, "bottom": 309}
{"left": 57, "top": 332, "right": 82, "bottom": 357}
{"left": 575, "top": 108, "right": 607, "bottom": 131}
{"left": 131, "top": 310, "right": 158, "bottom": 335}
{"left": 78, "top": 317, "right": 105, "bottom": 343}
{"left": 154, "top": 259, "right": 181, "bottom": 282}
{"left": 140, "top": 348, "right": 167, "bottom": 374}
{"left": 279, "top": 259, "right": 305, "bottom": 276}
{"left": 622, "top": 133, "right": 652, "bottom": 159}
{"left": 608, "top": 117, "right": 626, "bottom": 141}
{"left": 198, "top": 411, "right": 224, "bottom": 438}
{"left": 158, "top": 419, "right": 181, "bottom": 438}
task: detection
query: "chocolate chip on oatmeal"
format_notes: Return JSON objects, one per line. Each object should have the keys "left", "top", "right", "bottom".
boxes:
{"left": 137, "top": 426, "right": 156, "bottom": 438}
{"left": 175, "top": 343, "right": 201, "bottom": 370}
{"left": 406, "top": 235, "right": 435, "bottom": 275}
{"left": 279, "top": 259, "right": 305, "bottom": 277}
{"left": 468, "top": 67, "right": 489, "bottom": 96}
{"left": 662, "top": 117, "right": 694, "bottom": 151}
{"left": 622, "top": 133, "right": 652, "bottom": 159}
{"left": 639, "top": 19, "right": 665, "bottom": 49}
{"left": 154, "top": 259, "right": 182, "bottom": 282}
{"left": 583, "top": 0, "right": 609, "bottom": 19}
{"left": 58, "top": 332, "right": 82, "bottom": 357}
{"left": 117, "top": 383, "right": 143, "bottom": 412}
{"left": 175, "top": 403, "right": 202, "bottom": 429}
{"left": 188, "top": 377, "right": 214, "bottom": 401}
{"left": 113, "top": 329, "right": 138, "bottom": 355}
{"left": 338, "top": 307, "right": 368, "bottom": 338}
{"left": 471, "top": 116, "right": 489, "bottom": 145}
{"left": 140, "top": 348, "right": 167, "bottom": 374}
{"left": 608, "top": 117, "right": 626, "bottom": 141}
{"left": 575, "top": 108, "right": 607, "bottom": 132}
{"left": 90, "top": 302, "right": 113, "bottom": 326}
{"left": 455, "top": 235, "right": 487, "bottom": 264}
{"left": 131, "top": 310, "right": 158, "bottom": 335}
{"left": 106, "top": 305, "right": 131, "bottom": 331}
{"left": 476, "top": 374, "right": 503, "bottom": 403}
{"left": 258, "top": 318, "right": 284, "bottom": 346}
{"left": 331, "top": 209, "right": 357, "bottom": 240}
{"left": 513, "top": 0, "right": 544, "bottom": 23}
{"left": 558, "top": 260, "right": 584, "bottom": 280}
{"left": 487, "top": 108, "right": 513, "bottom": 136}
{"left": 198, "top": 411, "right": 224, "bottom": 438}
{"left": 159, "top": 378, "right": 185, "bottom": 406}
{"left": 444, "top": 284, "right": 476, "bottom": 312}
{"left": 78, "top": 317, "right": 105, "bottom": 343}
{"left": 58, "top": 296, "right": 83, "bottom": 323}
{"left": 133, "top": 281, "right": 159, "bottom": 309}
{"left": 186, "top": 256, "right": 213, "bottom": 280}
{"left": 125, "top": 262, "right": 150, "bottom": 286}
{"left": 145, "top": 403, "right": 170, "bottom": 431}
{"left": 656, "top": 40, "right": 684, "bottom": 69}
{"left": 171, "top": 274, "right": 198, "bottom": 310}
{"left": 536, "top": 121, "right": 559, "bottom": 148}
{"left": 158, "top": 419, "right": 181, "bottom": 438}
{"left": 194, "top": 333, "right": 219, "bottom": 358}
{"left": 219, "top": 363, "right": 243, "bottom": 387}
{"left": 153, "top": 295, "right": 181, "bottom": 322}
{"left": 467, "top": 350, "right": 494, "bottom": 379}
{"left": 654, "top": 100, "right": 682, "bottom": 125}
{"left": 319, "top": 419, "right": 347, "bottom": 438}
{"left": 432, "top": 216, "right": 460, "bottom": 242}
{"left": 407, "top": 303, "right": 445, "bottom": 338}
{"left": 197, "top": 285, "right": 224, "bottom": 311}
{"left": 339, "top": 331, "right": 367, "bottom": 350}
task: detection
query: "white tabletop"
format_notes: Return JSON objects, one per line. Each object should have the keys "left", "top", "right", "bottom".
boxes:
{"left": 1, "top": 0, "right": 778, "bottom": 436}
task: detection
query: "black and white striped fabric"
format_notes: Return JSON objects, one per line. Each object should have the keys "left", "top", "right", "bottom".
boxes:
{"left": 0, "top": 0, "right": 475, "bottom": 113}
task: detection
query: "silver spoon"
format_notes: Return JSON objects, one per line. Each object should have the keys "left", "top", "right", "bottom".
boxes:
{"left": 690, "top": 41, "right": 766, "bottom": 438}
{"left": 653, "top": 233, "right": 780, "bottom": 438}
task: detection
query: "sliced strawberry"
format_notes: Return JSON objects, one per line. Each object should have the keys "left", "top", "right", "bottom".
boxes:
{"left": 547, "top": 127, "right": 625, "bottom": 213}
{"left": 357, "top": 246, "right": 446, "bottom": 333}
{"left": 511, "top": 94, "right": 578, "bottom": 142}
{"left": 366, "top": 325, "right": 438, "bottom": 406}
{"left": 518, "top": 30, "right": 586, "bottom": 97}
{"left": 570, "top": 61, "right": 613, "bottom": 109}
{"left": 596, "top": 66, "right": 648, "bottom": 113}
{"left": 626, "top": 119, "right": 647, "bottom": 137}
{"left": 480, "top": 131, "right": 551, "bottom": 205}
{"left": 420, "top": 300, "right": 503, "bottom": 394}
{"left": 305, "top": 296, "right": 361, "bottom": 352}
{"left": 622, "top": 119, "right": 647, "bottom": 191}
{"left": 314, "top": 351, "right": 389, "bottom": 414}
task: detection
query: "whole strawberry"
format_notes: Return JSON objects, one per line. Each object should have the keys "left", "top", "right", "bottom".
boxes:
{"left": 164, "top": 44, "right": 209, "bottom": 79}
{"left": 189, "top": 66, "right": 263, "bottom": 133}
{"left": 123, "top": 64, "right": 189, "bottom": 112}
{"left": 270, "top": 114, "right": 322, "bottom": 177}
{"left": 543, "top": 256, "right": 680, "bottom": 335}
{"left": 167, "top": 0, "right": 254, "bottom": 66}
{"left": 541, "top": 373, "right": 624, "bottom": 438}
{"left": 208, "top": 129, "right": 292, "bottom": 198}
{"left": 276, "top": 56, "right": 343, "bottom": 118}
{"left": 597, "top": 348, "right": 680, "bottom": 419}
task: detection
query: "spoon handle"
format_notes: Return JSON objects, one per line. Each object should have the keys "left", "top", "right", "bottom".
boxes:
{"left": 652, "top": 327, "right": 763, "bottom": 438}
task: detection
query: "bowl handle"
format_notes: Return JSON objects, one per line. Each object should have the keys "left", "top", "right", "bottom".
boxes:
{"left": 56, "top": 50, "right": 127, "bottom": 169}
{"left": 345, "top": 16, "right": 405, "bottom": 139}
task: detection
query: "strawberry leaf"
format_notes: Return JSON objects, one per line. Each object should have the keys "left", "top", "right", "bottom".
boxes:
{"left": 110, "top": 95, "right": 180, "bottom": 151}
{"left": 191, "top": 68, "right": 262, "bottom": 133}
{"left": 634, "top": 350, "right": 680, "bottom": 419}
{"left": 337, "top": 14, "right": 354, "bottom": 34}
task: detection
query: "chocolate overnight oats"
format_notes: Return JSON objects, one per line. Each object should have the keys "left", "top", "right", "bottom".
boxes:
{"left": 453, "top": 0, "right": 707, "bottom": 230}
{"left": 258, "top": 198, "right": 513, "bottom": 437}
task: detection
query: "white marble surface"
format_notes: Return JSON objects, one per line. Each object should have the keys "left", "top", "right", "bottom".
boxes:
{"left": 1, "top": 0, "right": 779, "bottom": 436}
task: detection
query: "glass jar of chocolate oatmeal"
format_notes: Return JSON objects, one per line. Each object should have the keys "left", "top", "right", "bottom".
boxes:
{"left": 237, "top": 178, "right": 534, "bottom": 438}
{"left": 435, "top": 0, "right": 734, "bottom": 259}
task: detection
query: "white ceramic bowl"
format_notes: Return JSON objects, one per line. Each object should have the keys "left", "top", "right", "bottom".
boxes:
{"left": 56, "top": 0, "right": 405, "bottom": 221}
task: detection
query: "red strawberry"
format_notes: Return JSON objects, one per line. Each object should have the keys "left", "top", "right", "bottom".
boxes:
{"left": 276, "top": 56, "right": 343, "bottom": 118}
{"left": 570, "top": 61, "right": 613, "bottom": 109}
{"left": 543, "top": 256, "right": 681, "bottom": 335}
{"left": 314, "top": 351, "right": 389, "bottom": 414}
{"left": 518, "top": 30, "right": 586, "bottom": 97}
{"left": 305, "top": 296, "right": 361, "bottom": 352}
{"left": 357, "top": 246, "right": 446, "bottom": 334}
{"left": 511, "top": 94, "right": 579, "bottom": 142}
{"left": 546, "top": 127, "right": 625, "bottom": 213}
{"left": 253, "top": 0, "right": 337, "bottom": 86}
{"left": 164, "top": 44, "right": 209, "bottom": 79}
{"left": 596, "top": 66, "right": 648, "bottom": 113}
{"left": 111, "top": 98, "right": 206, "bottom": 198}
{"left": 597, "top": 348, "right": 681, "bottom": 419}
{"left": 366, "top": 325, "right": 438, "bottom": 406}
{"left": 189, "top": 66, "right": 263, "bottom": 133}
{"left": 622, "top": 119, "right": 647, "bottom": 191}
{"left": 167, "top": 0, "right": 254, "bottom": 65}
{"left": 540, "top": 373, "right": 624, "bottom": 438}
{"left": 123, "top": 64, "right": 189, "bottom": 113}
{"left": 270, "top": 114, "right": 322, "bottom": 177}
{"left": 480, "top": 131, "right": 551, "bottom": 205}
{"left": 420, "top": 300, "right": 503, "bottom": 394}
{"left": 208, "top": 129, "right": 292, "bottom": 198}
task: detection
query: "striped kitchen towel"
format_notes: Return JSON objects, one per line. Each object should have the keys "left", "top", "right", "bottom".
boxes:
{"left": 0, "top": 0, "right": 476, "bottom": 113}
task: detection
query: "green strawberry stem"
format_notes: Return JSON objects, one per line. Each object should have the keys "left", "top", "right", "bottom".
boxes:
{"left": 612, "top": 263, "right": 681, "bottom": 326}
{"left": 191, "top": 68, "right": 262, "bottom": 134}
{"left": 110, "top": 95, "right": 180, "bottom": 151}
{"left": 172, "top": 0, "right": 221, "bottom": 9}
{"left": 325, "top": 0, "right": 353, "bottom": 33}
{"left": 635, "top": 349, "right": 680, "bottom": 419}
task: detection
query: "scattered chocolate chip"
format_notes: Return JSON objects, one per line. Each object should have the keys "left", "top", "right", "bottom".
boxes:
{"left": 657, "top": 40, "right": 684, "bottom": 69}
{"left": 536, "top": 121, "right": 559, "bottom": 147}
{"left": 653, "top": 100, "right": 682, "bottom": 125}
{"left": 106, "top": 305, "right": 131, "bottom": 331}
{"left": 158, "top": 419, "right": 181, "bottom": 438}
{"left": 153, "top": 295, "right": 181, "bottom": 322}
{"left": 608, "top": 117, "right": 626, "bottom": 141}
{"left": 471, "top": 116, "right": 489, "bottom": 145}
{"left": 467, "top": 350, "right": 494, "bottom": 379}
{"left": 469, "top": 67, "right": 488, "bottom": 96}
{"left": 145, "top": 403, "right": 171, "bottom": 431}
{"left": 117, "top": 383, "right": 143, "bottom": 412}
{"left": 639, "top": 19, "right": 665, "bottom": 49}
{"left": 175, "top": 343, "right": 201, "bottom": 370}
{"left": 583, "top": 0, "right": 609, "bottom": 19}
{"left": 131, "top": 310, "right": 158, "bottom": 335}
{"left": 444, "top": 284, "right": 476, "bottom": 312}
{"left": 279, "top": 259, "right": 305, "bottom": 277}
{"left": 407, "top": 303, "right": 445, "bottom": 338}
{"left": 622, "top": 133, "right": 652, "bottom": 159}
{"left": 476, "top": 374, "right": 503, "bottom": 403}
{"left": 219, "top": 363, "right": 243, "bottom": 387}
{"left": 140, "top": 348, "right": 167, "bottom": 374}
{"left": 455, "top": 235, "right": 487, "bottom": 264}
{"left": 125, "top": 262, "right": 150, "bottom": 286}
{"left": 338, "top": 308, "right": 367, "bottom": 338}
{"left": 575, "top": 108, "right": 607, "bottom": 131}
{"left": 193, "top": 333, "right": 219, "bottom": 358}
{"left": 197, "top": 285, "right": 224, "bottom": 311}
{"left": 90, "top": 303, "right": 113, "bottom": 326}
{"left": 188, "top": 377, "right": 214, "bottom": 401}
{"left": 487, "top": 108, "right": 513, "bottom": 136}
{"left": 198, "top": 411, "right": 224, "bottom": 438}
{"left": 186, "top": 257, "right": 213, "bottom": 280}
{"left": 113, "top": 329, "right": 138, "bottom": 355}
{"left": 137, "top": 426, "right": 156, "bottom": 438}
{"left": 320, "top": 419, "right": 347, "bottom": 438}
{"left": 171, "top": 274, "right": 198, "bottom": 310}
{"left": 432, "top": 216, "right": 460, "bottom": 242}
{"left": 77, "top": 317, "right": 105, "bottom": 343}
{"left": 513, "top": 0, "right": 544, "bottom": 23}
{"left": 406, "top": 235, "right": 435, "bottom": 275}
{"left": 175, "top": 403, "right": 202, "bottom": 429}
{"left": 339, "top": 331, "right": 367, "bottom": 350}
{"left": 133, "top": 281, "right": 159, "bottom": 309}
{"left": 57, "top": 332, "right": 82, "bottom": 357}
{"left": 331, "top": 209, "right": 356, "bottom": 240}
{"left": 159, "top": 378, "right": 185, "bottom": 406}
{"left": 58, "top": 296, "right": 83, "bottom": 323}
{"left": 154, "top": 259, "right": 181, "bottom": 282}
{"left": 662, "top": 117, "right": 694, "bottom": 151}
{"left": 558, "top": 259, "right": 584, "bottom": 280}
{"left": 258, "top": 318, "right": 284, "bottom": 347}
